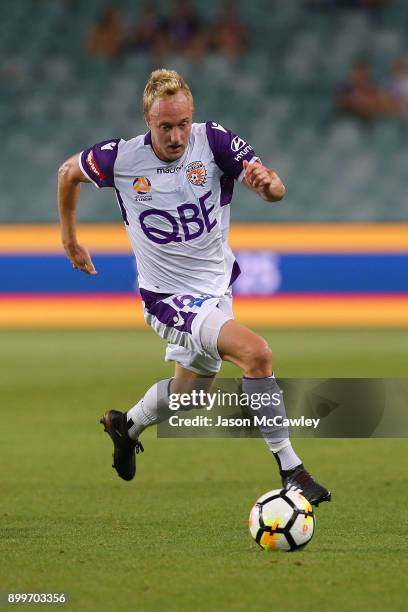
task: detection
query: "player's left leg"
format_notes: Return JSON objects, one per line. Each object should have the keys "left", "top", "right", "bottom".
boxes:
{"left": 217, "top": 319, "right": 331, "bottom": 506}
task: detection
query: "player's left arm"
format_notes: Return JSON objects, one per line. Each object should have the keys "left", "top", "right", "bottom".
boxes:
{"left": 242, "top": 159, "right": 286, "bottom": 202}
{"left": 205, "top": 122, "right": 286, "bottom": 203}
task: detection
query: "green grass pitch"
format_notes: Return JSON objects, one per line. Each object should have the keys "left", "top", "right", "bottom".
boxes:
{"left": 1, "top": 329, "right": 407, "bottom": 611}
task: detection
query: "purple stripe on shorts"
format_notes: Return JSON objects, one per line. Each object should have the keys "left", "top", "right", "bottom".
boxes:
{"left": 140, "top": 288, "right": 197, "bottom": 334}
{"left": 149, "top": 299, "right": 179, "bottom": 325}
{"left": 139, "top": 287, "right": 172, "bottom": 308}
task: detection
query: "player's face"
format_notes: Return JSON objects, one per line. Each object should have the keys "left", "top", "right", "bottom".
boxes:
{"left": 147, "top": 92, "right": 193, "bottom": 162}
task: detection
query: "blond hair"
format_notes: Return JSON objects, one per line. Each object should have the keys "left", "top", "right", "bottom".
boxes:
{"left": 143, "top": 69, "right": 193, "bottom": 119}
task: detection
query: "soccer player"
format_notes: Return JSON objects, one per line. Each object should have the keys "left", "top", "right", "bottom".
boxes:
{"left": 58, "top": 69, "right": 330, "bottom": 505}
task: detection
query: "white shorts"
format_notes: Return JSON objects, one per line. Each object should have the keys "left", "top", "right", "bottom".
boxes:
{"left": 141, "top": 289, "right": 234, "bottom": 375}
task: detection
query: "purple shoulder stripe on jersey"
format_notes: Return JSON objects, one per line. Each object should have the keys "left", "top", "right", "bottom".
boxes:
{"left": 229, "top": 259, "right": 241, "bottom": 286}
{"left": 206, "top": 121, "right": 257, "bottom": 180}
{"left": 144, "top": 131, "right": 152, "bottom": 145}
{"left": 80, "top": 138, "right": 120, "bottom": 188}
{"left": 220, "top": 174, "right": 234, "bottom": 207}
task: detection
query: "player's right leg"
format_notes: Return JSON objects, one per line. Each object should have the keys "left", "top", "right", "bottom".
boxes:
{"left": 100, "top": 365, "right": 214, "bottom": 481}
{"left": 99, "top": 409, "right": 144, "bottom": 482}
{"left": 100, "top": 377, "right": 173, "bottom": 482}
{"left": 100, "top": 291, "right": 223, "bottom": 481}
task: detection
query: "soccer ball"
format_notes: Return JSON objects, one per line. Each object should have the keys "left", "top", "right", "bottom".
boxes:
{"left": 249, "top": 488, "right": 315, "bottom": 552}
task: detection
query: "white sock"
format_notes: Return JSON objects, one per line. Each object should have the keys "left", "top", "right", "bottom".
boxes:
{"left": 241, "top": 374, "right": 302, "bottom": 472}
{"left": 127, "top": 378, "right": 172, "bottom": 440}
{"left": 271, "top": 440, "right": 302, "bottom": 472}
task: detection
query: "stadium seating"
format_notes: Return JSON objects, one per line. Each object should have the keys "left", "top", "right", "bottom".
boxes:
{"left": 1, "top": 0, "right": 408, "bottom": 222}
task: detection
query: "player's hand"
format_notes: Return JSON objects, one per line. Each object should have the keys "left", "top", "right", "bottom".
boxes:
{"left": 63, "top": 242, "right": 97, "bottom": 275}
{"left": 243, "top": 160, "right": 286, "bottom": 202}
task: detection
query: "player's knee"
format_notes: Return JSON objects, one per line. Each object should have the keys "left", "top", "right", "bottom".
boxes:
{"left": 254, "top": 344, "right": 273, "bottom": 372}
{"left": 242, "top": 338, "right": 273, "bottom": 374}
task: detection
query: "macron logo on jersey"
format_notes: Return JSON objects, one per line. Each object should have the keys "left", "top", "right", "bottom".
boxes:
{"left": 157, "top": 164, "right": 184, "bottom": 174}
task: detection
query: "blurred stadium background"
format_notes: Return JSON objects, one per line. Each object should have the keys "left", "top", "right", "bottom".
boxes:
{"left": 1, "top": 0, "right": 408, "bottom": 327}
{"left": 2, "top": 4, "right": 408, "bottom": 610}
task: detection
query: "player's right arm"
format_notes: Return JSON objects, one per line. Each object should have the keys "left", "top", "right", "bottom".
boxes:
{"left": 57, "top": 153, "right": 97, "bottom": 275}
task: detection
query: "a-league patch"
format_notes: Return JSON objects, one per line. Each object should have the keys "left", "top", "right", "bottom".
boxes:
{"left": 186, "top": 161, "right": 207, "bottom": 186}
{"left": 133, "top": 176, "right": 151, "bottom": 194}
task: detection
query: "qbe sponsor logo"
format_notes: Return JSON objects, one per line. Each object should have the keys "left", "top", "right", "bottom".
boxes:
{"left": 139, "top": 191, "right": 216, "bottom": 244}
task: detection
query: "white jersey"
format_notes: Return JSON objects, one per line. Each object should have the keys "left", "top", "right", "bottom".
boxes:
{"left": 79, "top": 121, "right": 258, "bottom": 297}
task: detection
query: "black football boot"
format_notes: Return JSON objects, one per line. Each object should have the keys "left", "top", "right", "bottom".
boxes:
{"left": 100, "top": 410, "right": 144, "bottom": 481}
{"left": 281, "top": 465, "right": 331, "bottom": 506}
